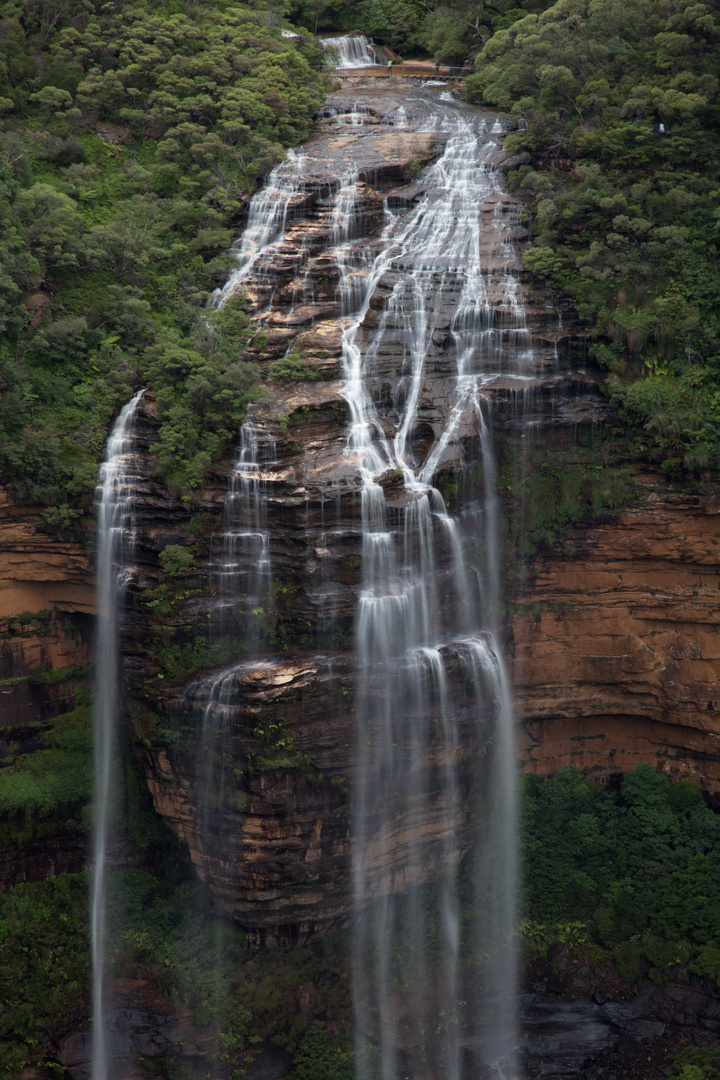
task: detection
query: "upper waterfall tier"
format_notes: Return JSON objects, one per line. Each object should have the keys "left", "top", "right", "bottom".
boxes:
{"left": 320, "top": 33, "right": 377, "bottom": 69}
{"left": 125, "top": 84, "right": 609, "bottom": 944}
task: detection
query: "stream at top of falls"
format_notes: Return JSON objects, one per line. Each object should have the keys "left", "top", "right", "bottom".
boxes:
{"left": 88, "top": 82, "right": 589, "bottom": 1079}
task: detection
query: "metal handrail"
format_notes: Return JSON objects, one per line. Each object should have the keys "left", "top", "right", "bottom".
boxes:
{"left": 334, "top": 64, "right": 472, "bottom": 78}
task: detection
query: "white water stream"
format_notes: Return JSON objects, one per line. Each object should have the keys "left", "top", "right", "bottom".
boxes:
{"left": 331, "top": 102, "right": 520, "bottom": 1079}
{"left": 321, "top": 33, "right": 377, "bottom": 68}
{"left": 92, "top": 390, "right": 144, "bottom": 1080}
{"left": 210, "top": 150, "right": 307, "bottom": 310}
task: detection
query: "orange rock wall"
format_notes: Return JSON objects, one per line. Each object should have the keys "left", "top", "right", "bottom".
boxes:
{"left": 0, "top": 491, "right": 95, "bottom": 621}
{"left": 0, "top": 489, "right": 93, "bottom": 727}
{"left": 510, "top": 477, "right": 720, "bottom": 792}
{"left": 0, "top": 491, "right": 93, "bottom": 887}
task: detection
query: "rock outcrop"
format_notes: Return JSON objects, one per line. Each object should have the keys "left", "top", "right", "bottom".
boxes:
{"left": 0, "top": 492, "right": 93, "bottom": 888}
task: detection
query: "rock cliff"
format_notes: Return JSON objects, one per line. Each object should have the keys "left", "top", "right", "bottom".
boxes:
{"left": 117, "top": 83, "right": 624, "bottom": 940}
{"left": 2, "top": 81, "right": 720, "bottom": 943}
{"left": 512, "top": 477, "right": 720, "bottom": 793}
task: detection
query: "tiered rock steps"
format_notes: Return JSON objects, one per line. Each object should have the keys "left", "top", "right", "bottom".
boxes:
{"left": 124, "top": 87, "right": 612, "bottom": 940}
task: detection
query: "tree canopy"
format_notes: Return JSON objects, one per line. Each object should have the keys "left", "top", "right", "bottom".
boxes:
{"left": 0, "top": 0, "right": 326, "bottom": 513}
{"left": 467, "top": 0, "right": 720, "bottom": 470}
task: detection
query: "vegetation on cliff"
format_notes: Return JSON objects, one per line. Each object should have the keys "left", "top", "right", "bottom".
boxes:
{"left": 0, "top": 0, "right": 326, "bottom": 512}
{"left": 467, "top": 0, "right": 720, "bottom": 472}
{"left": 0, "top": 874, "right": 89, "bottom": 1076}
{"left": 523, "top": 766, "right": 720, "bottom": 983}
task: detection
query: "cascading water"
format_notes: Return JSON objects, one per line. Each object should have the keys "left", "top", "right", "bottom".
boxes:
{"left": 189, "top": 148, "right": 288, "bottom": 912}
{"left": 216, "top": 418, "right": 276, "bottom": 618}
{"left": 188, "top": 145, "right": 303, "bottom": 877}
{"left": 210, "top": 149, "right": 307, "bottom": 310}
{"left": 91, "top": 390, "right": 144, "bottom": 1080}
{"left": 321, "top": 33, "right": 376, "bottom": 69}
{"left": 339, "top": 103, "right": 520, "bottom": 1079}
{"left": 82, "top": 80, "right": 580, "bottom": 1077}
{"left": 193, "top": 415, "right": 277, "bottom": 856}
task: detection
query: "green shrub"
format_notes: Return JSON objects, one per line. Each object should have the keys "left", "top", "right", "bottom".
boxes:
{"left": 0, "top": 0, "right": 328, "bottom": 506}
{"left": 268, "top": 353, "right": 321, "bottom": 382}
{"left": 289, "top": 1024, "right": 353, "bottom": 1080}
{"left": 159, "top": 545, "right": 196, "bottom": 578}
{"left": 0, "top": 706, "right": 91, "bottom": 820}
{"left": 0, "top": 875, "right": 90, "bottom": 1075}
{"left": 672, "top": 1047, "right": 720, "bottom": 1080}
{"left": 471, "top": 0, "right": 720, "bottom": 463}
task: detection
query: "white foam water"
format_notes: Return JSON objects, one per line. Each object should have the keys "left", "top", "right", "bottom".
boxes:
{"left": 321, "top": 33, "right": 376, "bottom": 69}
{"left": 91, "top": 390, "right": 144, "bottom": 1080}
{"left": 342, "top": 101, "right": 520, "bottom": 1080}
{"left": 210, "top": 150, "right": 307, "bottom": 309}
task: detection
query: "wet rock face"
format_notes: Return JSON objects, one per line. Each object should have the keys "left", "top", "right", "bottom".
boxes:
{"left": 55, "top": 981, "right": 232, "bottom": 1080}
{"left": 122, "top": 84, "right": 608, "bottom": 940}
{"left": 4, "top": 85, "right": 718, "bottom": 942}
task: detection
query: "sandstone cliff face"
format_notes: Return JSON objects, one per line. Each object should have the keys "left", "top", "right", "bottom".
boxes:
{"left": 3, "top": 81, "right": 720, "bottom": 941}
{"left": 511, "top": 479, "right": 720, "bottom": 793}
{"left": 123, "top": 83, "right": 610, "bottom": 940}
{"left": 0, "top": 492, "right": 93, "bottom": 886}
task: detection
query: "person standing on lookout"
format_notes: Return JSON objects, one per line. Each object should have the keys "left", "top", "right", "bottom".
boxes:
{"left": 387, "top": 58, "right": 393, "bottom": 77}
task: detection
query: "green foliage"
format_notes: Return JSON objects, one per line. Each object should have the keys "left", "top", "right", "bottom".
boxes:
{"left": 141, "top": 297, "right": 264, "bottom": 494}
{"left": 0, "top": 0, "right": 327, "bottom": 505}
{"left": 503, "top": 444, "right": 637, "bottom": 554}
{"left": 289, "top": 1024, "right": 354, "bottom": 1080}
{"left": 239, "top": 932, "right": 352, "bottom": 1053}
{"left": 607, "top": 373, "right": 720, "bottom": 470}
{"left": 268, "top": 352, "right": 321, "bottom": 381}
{"left": 471, "top": 0, "right": 720, "bottom": 466}
{"left": 159, "top": 544, "right": 196, "bottom": 578}
{"left": 109, "top": 870, "right": 248, "bottom": 1027}
{"left": 0, "top": 705, "right": 90, "bottom": 821}
{"left": 152, "top": 634, "right": 239, "bottom": 683}
{"left": 109, "top": 863, "right": 352, "bottom": 1070}
{"left": 522, "top": 765, "right": 720, "bottom": 980}
{"left": 0, "top": 875, "right": 89, "bottom": 1076}
{"left": 672, "top": 1047, "right": 720, "bottom": 1080}
{"left": 287, "top": 0, "right": 548, "bottom": 61}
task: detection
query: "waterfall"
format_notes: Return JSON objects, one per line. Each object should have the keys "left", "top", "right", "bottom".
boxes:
{"left": 85, "top": 82, "right": 535, "bottom": 1076}
{"left": 91, "top": 390, "right": 144, "bottom": 1080}
{"left": 340, "top": 105, "right": 519, "bottom": 1079}
{"left": 190, "top": 416, "right": 277, "bottom": 898}
{"left": 210, "top": 149, "right": 307, "bottom": 310}
{"left": 321, "top": 33, "right": 376, "bottom": 69}
{"left": 216, "top": 418, "right": 276, "bottom": 617}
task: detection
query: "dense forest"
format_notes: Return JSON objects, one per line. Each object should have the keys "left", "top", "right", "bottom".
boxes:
{"left": 467, "top": 0, "right": 720, "bottom": 474}
{"left": 298, "top": 0, "right": 720, "bottom": 472}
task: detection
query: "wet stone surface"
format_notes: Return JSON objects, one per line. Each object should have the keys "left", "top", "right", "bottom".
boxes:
{"left": 122, "top": 83, "right": 611, "bottom": 944}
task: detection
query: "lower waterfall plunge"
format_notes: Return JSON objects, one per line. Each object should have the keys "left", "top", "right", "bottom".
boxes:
{"left": 92, "top": 391, "right": 144, "bottom": 1080}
